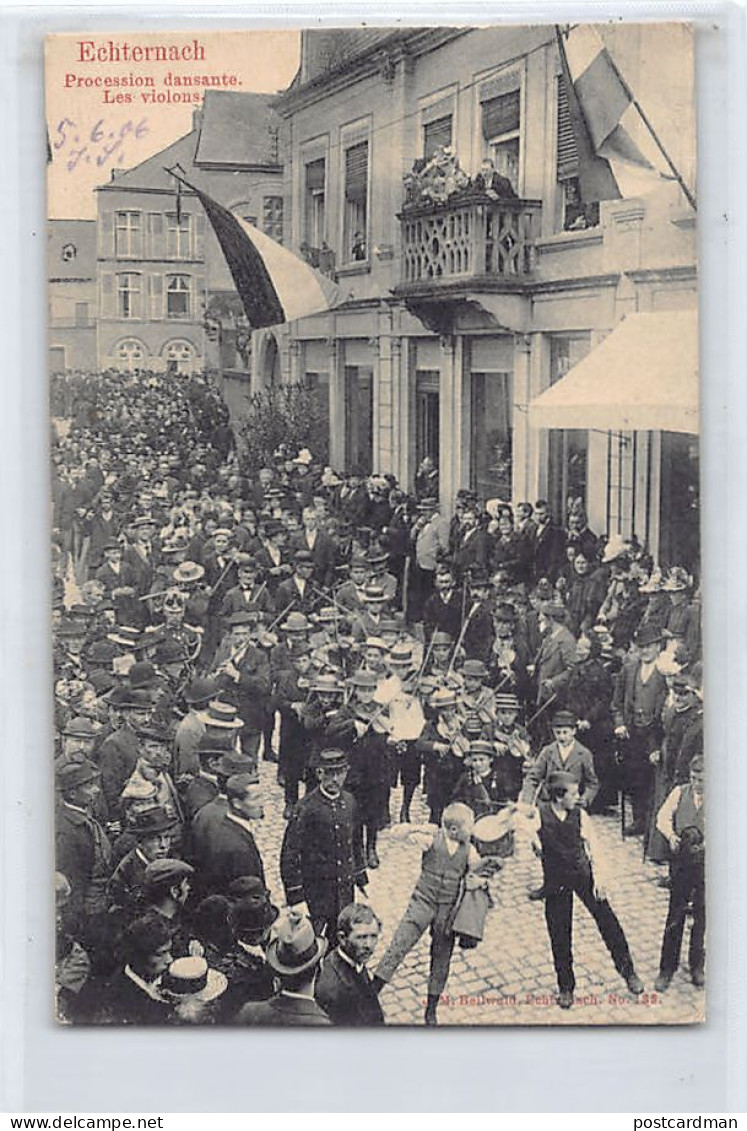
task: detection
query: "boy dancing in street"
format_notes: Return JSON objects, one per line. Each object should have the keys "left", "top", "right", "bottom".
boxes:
{"left": 371, "top": 802, "right": 486, "bottom": 1025}
{"left": 531, "top": 770, "right": 644, "bottom": 1009}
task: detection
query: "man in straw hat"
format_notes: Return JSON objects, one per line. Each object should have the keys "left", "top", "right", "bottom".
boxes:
{"left": 234, "top": 910, "right": 331, "bottom": 1026}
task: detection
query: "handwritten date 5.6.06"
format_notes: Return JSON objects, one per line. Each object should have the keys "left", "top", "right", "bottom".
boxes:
{"left": 53, "top": 117, "right": 149, "bottom": 173}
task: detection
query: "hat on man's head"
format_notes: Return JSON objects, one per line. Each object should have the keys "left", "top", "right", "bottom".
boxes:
{"left": 131, "top": 807, "right": 177, "bottom": 840}
{"left": 216, "top": 751, "right": 257, "bottom": 779}
{"left": 362, "top": 585, "right": 387, "bottom": 604}
{"left": 350, "top": 669, "right": 379, "bottom": 690}
{"left": 431, "top": 687, "right": 457, "bottom": 710}
{"left": 462, "top": 713, "right": 484, "bottom": 738}
{"left": 106, "top": 626, "right": 142, "bottom": 649}
{"left": 540, "top": 600, "right": 567, "bottom": 623}
{"left": 144, "top": 858, "right": 194, "bottom": 891}
{"left": 293, "top": 549, "right": 314, "bottom": 565}
{"left": 388, "top": 642, "right": 414, "bottom": 667}
{"left": 198, "top": 701, "right": 243, "bottom": 730}
{"left": 230, "top": 887, "right": 279, "bottom": 936}
{"left": 160, "top": 956, "right": 227, "bottom": 1004}
{"left": 548, "top": 770, "right": 578, "bottom": 791}
{"left": 365, "top": 547, "right": 389, "bottom": 566}
{"left": 311, "top": 748, "right": 349, "bottom": 772}
{"left": 57, "top": 617, "right": 88, "bottom": 639}
{"left": 173, "top": 561, "right": 205, "bottom": 585}
{"left": 466, "top": 740, "right": 494, "bottom": 762}
{"left": 184, "top": 677, "right": 219, "bottom": 706}
{"left": 431, "top": 630, "right": 453, "bottom": 647}
{"left": 551, "top": 710, "right": 577, "bottom": 729}
{"left": 102, "top": 538, "right": 121, "bottom": 553}
{"left": 226, "top": 610, "right": 258, "bottom": 628}
{"left": 635, "top": 623, "right": 663, "bottom": 647}
{"left": 153, "top": 638, "right": 189, "bottom": 666}
{"left": 494, "top": 692, "right": 520, "bottom": 712}
{"left": 127, "top": 661, "right": 158, "bottom": 690}
{"left": 61, "top": 716, "right": 101, "bottom": 739}
{"left": 283, "top": 612, "right": 310, "bottom": 634}
{"left": 311, "top": 673, "right": 345, "bottom": 695}
{"left": 417, "top": 497, "right": 439, "bottom": 513}
{"left": 461, "top": 659, "right": 488, "bottom": 680}
{"left": 105, "top": 686, "right": 153, "bottom": 710}
{"left": 57, "top": 759, "right": 99, "bottom": 791}
{"left": 266, "top": 911, "right": 328, "bottom": 976}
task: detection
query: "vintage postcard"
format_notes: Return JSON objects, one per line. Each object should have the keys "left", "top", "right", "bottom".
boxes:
{"left": 48, "top": 24, "right": 702, "bottom": 1028}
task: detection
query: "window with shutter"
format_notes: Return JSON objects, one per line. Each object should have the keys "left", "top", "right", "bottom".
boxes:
{"left": 148, "top": 213, "right": 165, "bottom": 259}
{"left": 99, "top": 212, "right": 115, "bottom": 257}
{"left": 481, "top": 90, "right": 521, "bottom": 141}
{"left": 343, "top": 141, "right": 368, "bottom": 264}
{"left": 194, "top": 214, "right": 206, "bottom": 259}
{"left": 423, "top": 115, "right": 452, "bottom": 160}
{"left": 149, "top": 274, "right": 163, "bottom": 320}
{"left": 556, "top": 76, "right": 579, "bottom": 180}
{"left": 479, "top": 73, "right": 522, "bottom": 193}
{"left": 100, "top": 272, "right": 116, "bottom": 318}
{"left": 304, "top": 158, "right": 326, "bottom": 247}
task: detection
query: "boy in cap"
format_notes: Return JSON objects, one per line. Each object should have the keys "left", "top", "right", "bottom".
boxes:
{"left": 532, "top": 771, "right": 644, "bottom": 1009}
{"left": 107, "top": 807, "right": 177, "bottom": 914}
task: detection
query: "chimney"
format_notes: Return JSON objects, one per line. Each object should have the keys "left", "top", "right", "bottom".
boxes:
{"left": 192, "top": 107, "right": 203, "bottom": 131}
{"left": 110, "top": 168, "right": 127, "bottom": 180}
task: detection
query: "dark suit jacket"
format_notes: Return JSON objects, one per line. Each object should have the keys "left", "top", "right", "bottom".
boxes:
{"left": 612, "top": 657, "right": 668, "bottom": 731}
{"left": 536, "top": 623, "right": 576, "bottom": 702}
{"left": 452, "top": 528, "right": 492, "bottom": 580}
{"left": 191, "top": 810, "right": 266, "bottom": 896}
{"left": 99, "top": 969, "right": 171, "bottom": 1025}
{"left": 315, "top": 950, "right": 385, "bottom": 1026}
{"left": 235, "top": 990, "right": 331, "bottom": 1026}
{"left": 220, "top": 584, "right": 275, "bottom": 619}
{"left": 532, "top": 522, "right": 566, "bottom": 583}
{"left": 290, "top": 531, "right": 338, "bottom": 589}
{"left": 521, "top": 739, "right": 599, "bottom": 807}
{"left": 275, "top": 577, "right": 319, "bottom": 617}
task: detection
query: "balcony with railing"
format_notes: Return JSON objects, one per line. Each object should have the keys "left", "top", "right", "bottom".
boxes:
{"left": 396, "top": 191, "right": 541, "bottom": 296}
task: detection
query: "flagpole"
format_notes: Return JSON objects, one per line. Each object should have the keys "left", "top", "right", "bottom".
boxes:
{"left": 601, "top": 46, "right": 698, "bottom": 212}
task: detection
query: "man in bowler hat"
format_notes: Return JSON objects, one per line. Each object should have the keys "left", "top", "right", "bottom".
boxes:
{"left": 234, "top": 910, "right": 331, "bottom": 1025}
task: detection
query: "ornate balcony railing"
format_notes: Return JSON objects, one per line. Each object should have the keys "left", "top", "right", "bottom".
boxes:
{"left": 398, "top": 192, "right": 542, "bottom": 288}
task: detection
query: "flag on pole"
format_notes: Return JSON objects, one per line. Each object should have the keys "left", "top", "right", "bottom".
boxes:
{"left": 176, "top": 177, "right": 341, "bottom": 329}
{"left": 556, "top": 25, "right": 677, "bottom": 201}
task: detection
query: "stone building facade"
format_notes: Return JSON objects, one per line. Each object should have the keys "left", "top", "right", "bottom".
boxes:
{"left": 271, "top": 26, "right": 697, "bottom": 567}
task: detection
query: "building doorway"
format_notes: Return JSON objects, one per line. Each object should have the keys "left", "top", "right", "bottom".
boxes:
{"left": 344, "top": 365, "right": 373, "bottom": 475}
{"left": 470, "top": 370, "right": 513, "bottom": 503}
{"left": 659, "top": 432, "right": 700, "bottom": 575}
{"left": 415, "top": 370, "right": 440, "bottom": 474}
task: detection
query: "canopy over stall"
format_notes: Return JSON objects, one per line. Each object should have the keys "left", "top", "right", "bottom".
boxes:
{"left": 528, "top": 310, "right": 699, "bottom": 435}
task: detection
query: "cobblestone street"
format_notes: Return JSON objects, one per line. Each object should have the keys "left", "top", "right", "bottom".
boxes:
{"left": 252, "top": 758, "right": 705, "bottom": 1027}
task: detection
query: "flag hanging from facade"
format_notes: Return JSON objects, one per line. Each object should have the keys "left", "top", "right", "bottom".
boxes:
{"left": 556, "top": 25, "right": 676, "bottom": 201}
{"left": 182, "top": 179, "right": 341, "bottom": 329}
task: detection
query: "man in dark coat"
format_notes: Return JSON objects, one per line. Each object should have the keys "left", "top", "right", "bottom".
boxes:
{"left": 235, "top": 911, "right": 331, "bottom": 1026}
{"left": 315, "top": 903, "right": 385, "bottom": 1026}
{"left": 532, "top": 500, "right": 566, "bottom": 583}
{"left": 280, "top": 749, "right": 369, "bottom": 941}
{"left": 55, "top": 759, "right": 113, "bottom": 922}
{"left": 98, "top": 912, "right": 173, "bottom": 1025}
{"left": 423, "top": 564, "right": 464, "bottom": 642}
{"left": 612, "top": 624, "right": 668, "bottom": 838}
{"left": 190, "top": 774, "right": 266, "bottom": 896}
{"left": 289, "top": 506, "right": 338, "bottom": 590}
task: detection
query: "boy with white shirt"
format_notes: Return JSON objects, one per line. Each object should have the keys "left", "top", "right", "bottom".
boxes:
{"left": 533, "top": 771, "right": 644, "bottom": 1009}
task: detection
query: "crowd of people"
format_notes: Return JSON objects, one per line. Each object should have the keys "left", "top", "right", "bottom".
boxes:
{"left": 52, "top": 367, "right": 705, "bottom": 1026}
